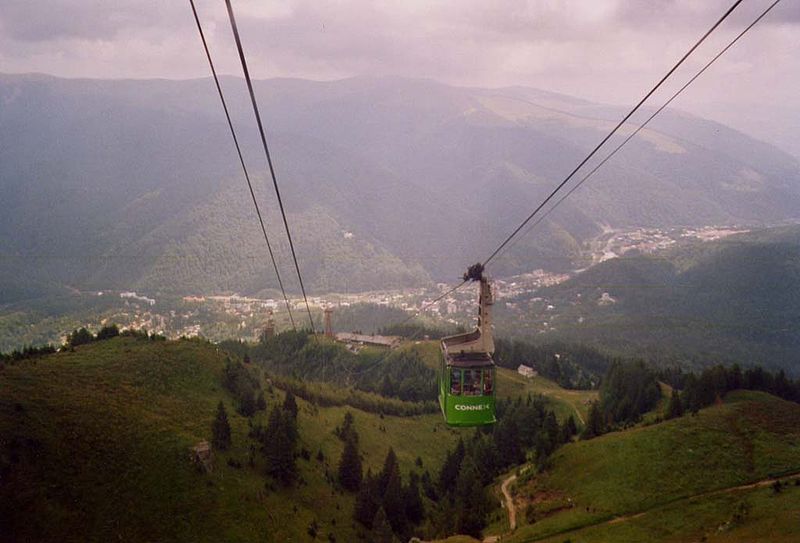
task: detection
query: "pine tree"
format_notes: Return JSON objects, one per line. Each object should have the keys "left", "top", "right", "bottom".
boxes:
{"left": 256, "top": 390, "right": 267, "bottom": 411}
{"left": 381, "top": 463, "right": 407, "bottom": 537}
{"left": 560, "top": 415, "right": 578, "bottom": 443}
{"left": 67, "top": 327, "right": 94, "bottom": 347}
{"left": 493, "top": 415, "right": 523, "bottom": 468}
{"left": 466, "top": 433, "right": 498, "bottom": 485}
{"left": 421, "top": 470, "right": 437, "bottom": 500}
{"left": 454, "top": 456, "right": 489, "bottom": 538}
{"left": 438, "top": 439, "right": 465, "bottom": 494}
{"left": 370, "top": 507, "right": 398, "bottom": 543}
{"left": 355, "top": 469, "right": 380, "bottom": 527}
{"left": 263, "top": 406, "right": 296, "bottom": 484}
{"left": 96, "top": 324, "right": 120, "bottom": 340}
{"left": 582, "top": 401, "right": 605, "bottom": 439}
{"left": 543, "top": 411, "right": 559, "bottom": 449}
{"left": 339, "top": 411, "right": 358, "bottom": 444}
{"left": 666, "top": 389, "right": 684, "bottom": 419}
{"left": 212, "top": 401, "right": 232, "bottom": 450}
{"left": 337, "top": 435, "right": 362, "bottom": 492}
{"left": 238, "top": 392, "right": 257, "bottom": 417}
{"left": 283, "top": 390, "right": 298, "bottom": 419}
{"left": 379, "top": 375, "right": 395, "bottom": 397}
{"left": 403, "top": 474, "right": 424, "bottom": 524}
{"left": 379, "top": 447, "right": 399, "bottom": 494}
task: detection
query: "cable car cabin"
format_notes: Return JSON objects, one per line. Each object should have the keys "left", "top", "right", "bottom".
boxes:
{"left": 439, "top": 274, "right": 496, "bottom": 426}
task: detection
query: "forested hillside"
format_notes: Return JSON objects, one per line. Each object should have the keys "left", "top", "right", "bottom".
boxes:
{"left": 502, "top": 226, "right": 800, "bottom": 371}
{"left": 2, "top": 73, "right": 799, "bottom": 301}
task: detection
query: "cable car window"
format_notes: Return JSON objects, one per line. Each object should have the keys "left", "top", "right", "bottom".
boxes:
{"left": 462, "top": 369, "right": 481, "bottom": 396}
{"left": 450, "top": 368, "right": 462, "bottom": 395}
{"left": 483, "top": 368, "right": 493, "bottom": 395}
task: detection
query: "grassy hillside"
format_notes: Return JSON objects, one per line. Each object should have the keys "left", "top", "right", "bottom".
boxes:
{"left": 0, "top": 337, "right": 463, "bottom": 542}
{"left": 502, "top": 390, "right": 800, "bottom": 542}
{"left": 3, "top": 336, "right": 796, "bottom": 542}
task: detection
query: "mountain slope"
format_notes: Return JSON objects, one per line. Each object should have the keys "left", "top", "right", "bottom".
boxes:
{"left": 503, "top": 226, "right": 800, "bottom": 370}
{"left": 2, "top": 73, "right": 799, "bottom": 300}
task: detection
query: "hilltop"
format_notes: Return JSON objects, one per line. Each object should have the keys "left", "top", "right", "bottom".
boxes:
{"left": 2, "top": 74, "right": 799, "bottom": 301}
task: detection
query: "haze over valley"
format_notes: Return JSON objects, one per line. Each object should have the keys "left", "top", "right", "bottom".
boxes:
{"left": 2, "top": 2, "right": 800, "bottom": 542}
{"left": 2, "top": 73, "right": 800, "bottom": 301}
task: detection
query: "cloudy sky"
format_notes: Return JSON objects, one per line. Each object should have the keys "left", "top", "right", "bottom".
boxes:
{"left": 2, "top": 0, "right": 798, "bottom": 154}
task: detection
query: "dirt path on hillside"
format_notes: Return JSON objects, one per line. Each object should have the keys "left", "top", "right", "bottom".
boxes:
{"left": 501, "top": 474, "right": 518, "bottom": 531}
{"left": 528, "top": 471, "right": 800, "bottom": 541}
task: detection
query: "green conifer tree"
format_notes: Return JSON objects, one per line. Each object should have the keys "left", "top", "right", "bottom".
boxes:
{"left": 666, "top": 389, "right": 684, "bottom": 419}
{"left": 263, "top": 406, "right": 296, "bottom": 484}
{"left": 283, "top": 390, "right": 298, "bottom": 419}
{"left": 355, "top": 469, "right": 380, "bottom": 527}
{"left": 256, "top": 390, "right": 267, "bottom": 411}
{"left": 212, "top": 401, "right": 232, "bottom": 450}
{"left": 560, "top": 415, "right": 578, "bottom": 443}
{"left": 338, "top": 435, "right": 362, "bottom": 492}
{"left": 371, "top": 507, "right": 399, "bottom": 543}
{"left": 454, "top": 456, "right": 489, "bottom": 538}
{"left": 582, "top": 401, "right": 605, "bottom": 439}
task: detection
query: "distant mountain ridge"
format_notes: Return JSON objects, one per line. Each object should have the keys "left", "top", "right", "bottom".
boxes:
{"left": 1, "top": 73, "right": 799, "bottom": 301}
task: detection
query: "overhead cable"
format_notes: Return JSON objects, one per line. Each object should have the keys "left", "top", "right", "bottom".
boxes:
{"left": 224, "top": 0, "right": 316, "bottom": 332}
{"left": 188, "top": 0, "right": 296, "bottom": 329}
{"left": 482, "top": 0, "right": 745, "bottom": 267}
{"left": 491, "top": 0, "right": 783, "bottom": 263}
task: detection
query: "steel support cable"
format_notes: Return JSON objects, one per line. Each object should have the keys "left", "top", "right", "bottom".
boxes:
{"left": 481, "top": 0, "right": 745, "bottom": 268}
{"left": 491, "top": 0, "right": 783, "bottom": 264}
{"left": 224, "top": 0, "right": 316, "bottom": 333}
{"left": 188, "top": 0, "right": 296, "bottom": 329}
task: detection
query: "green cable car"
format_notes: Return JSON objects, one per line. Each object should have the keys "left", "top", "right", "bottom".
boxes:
{"left": 439, "top": 267, "right": 496, "bottom": 426}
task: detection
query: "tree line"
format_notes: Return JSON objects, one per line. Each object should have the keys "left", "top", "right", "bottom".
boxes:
{"left": 581, "top": 359, "right": 666, "bottom": 439}
{"left": 220, "top": 330, "right": 439, "bottom": 404}
{"left": 581, "top": 360, "right": 800, "bottom": 440}
{"left": 493, "top": 337, "right": 609, "bottom": 390}
{"left": 1, "top": 324, "right": 166, "bottom": 364}
{"left": 663, "top": 364, "right": 800, "bottom": 419}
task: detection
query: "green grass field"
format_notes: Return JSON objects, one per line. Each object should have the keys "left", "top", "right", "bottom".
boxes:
{"left": 0, "top": 337, "right": 464, "bottom": 542}
{"left": 502, "top": 390, "right": 800, "bottom": 542}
